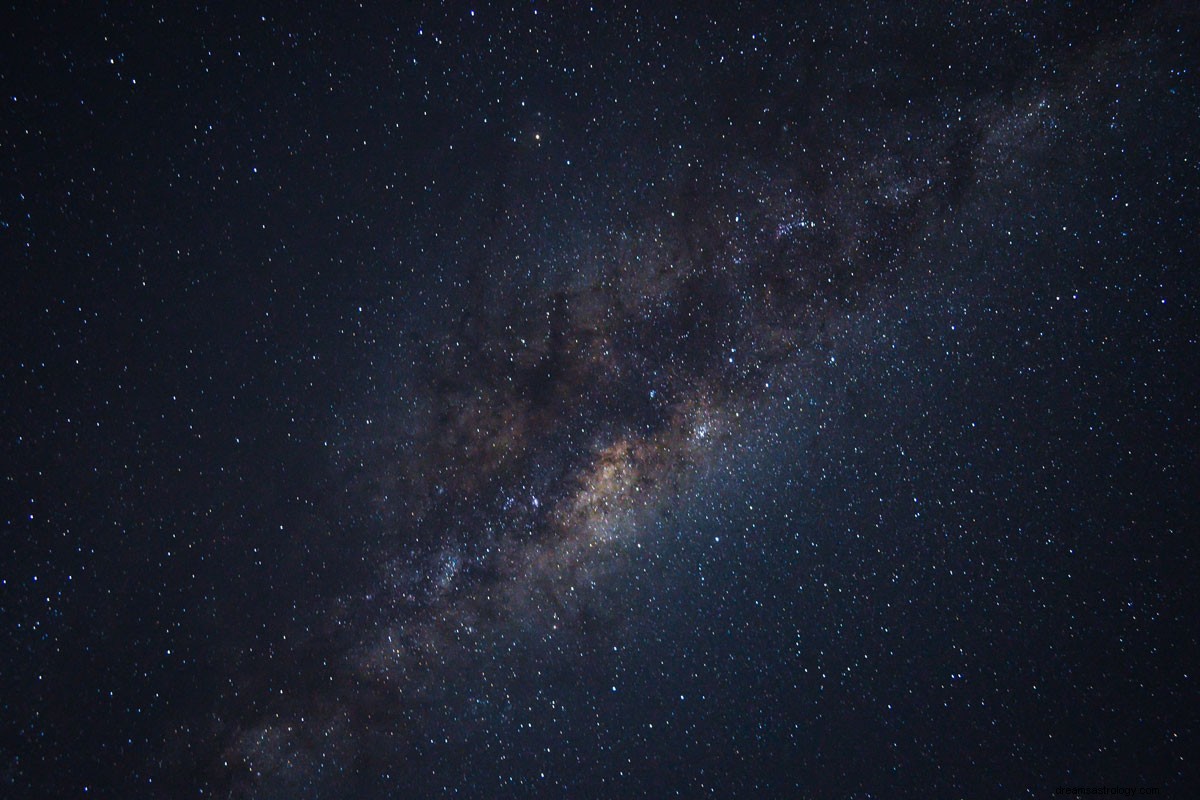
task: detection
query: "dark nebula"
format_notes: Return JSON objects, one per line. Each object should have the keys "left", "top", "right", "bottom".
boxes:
{"left": 2, "top": 3, "right": 1196, "bottom": 798}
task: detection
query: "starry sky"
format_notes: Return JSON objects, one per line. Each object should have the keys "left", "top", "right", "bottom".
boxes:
{"left": 2, "top": 2, "right": 1197, "bottom": 798}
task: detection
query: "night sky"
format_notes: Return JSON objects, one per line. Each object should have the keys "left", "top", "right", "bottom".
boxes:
{"left": 2, "top": 2, "right": 1197, "bottom": 798}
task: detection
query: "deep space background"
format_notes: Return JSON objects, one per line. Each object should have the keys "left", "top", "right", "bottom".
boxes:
{"left": 2, "top": 2, "right": 1198, "bottom": 798}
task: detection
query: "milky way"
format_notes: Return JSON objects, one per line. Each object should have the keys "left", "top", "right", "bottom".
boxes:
{"left": 4, "top": 3, "right": 1194, "bottom": 798}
